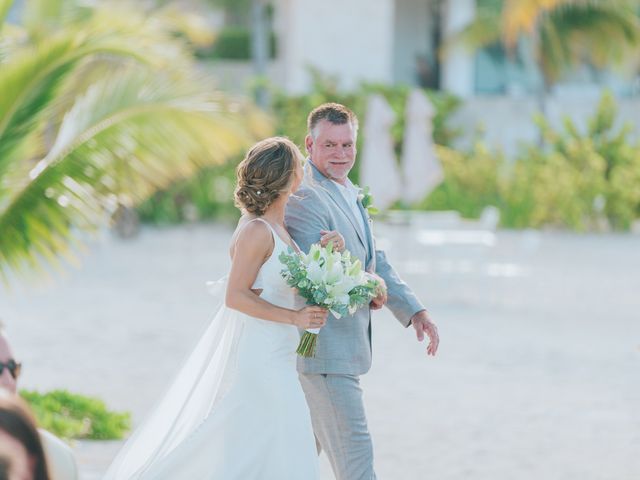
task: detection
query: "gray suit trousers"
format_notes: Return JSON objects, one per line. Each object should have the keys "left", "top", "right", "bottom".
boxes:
{"left": 299, "top": 373, "right": 377, "bottom": 480}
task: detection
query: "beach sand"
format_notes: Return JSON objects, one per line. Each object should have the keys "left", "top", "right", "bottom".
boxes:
{"left": 1, "top": 222, "right": 639, "bottom": 479}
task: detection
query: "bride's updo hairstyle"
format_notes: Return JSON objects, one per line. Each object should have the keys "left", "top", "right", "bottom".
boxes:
{"left": 234, "top": 137, "right": 302, "bottom": 216}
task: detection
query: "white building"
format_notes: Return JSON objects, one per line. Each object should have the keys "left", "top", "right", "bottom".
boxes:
{"left": 8, "top": 0, "right": 639, "bottom": 153}
{"left": 274, "top": 0, "right": 637, "bottom": 96}
{"left": 271, "top": 0, "right": 640, "bottom": 153}
{"left": 274, "top": 0, "right": 474, "bottom": 96}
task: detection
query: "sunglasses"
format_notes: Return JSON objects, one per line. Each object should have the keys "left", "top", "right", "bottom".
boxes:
{"left": 0, "top": 359, "right": 21, "bottom": 380}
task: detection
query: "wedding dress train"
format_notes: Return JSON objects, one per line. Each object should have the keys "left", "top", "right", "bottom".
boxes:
{"left": 104, "top": 218, "right": 319, "bottom": 479}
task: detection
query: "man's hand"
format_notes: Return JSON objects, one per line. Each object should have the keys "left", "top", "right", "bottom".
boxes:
{"left": 410, "top": 310, "right": 439, "bottom": 356}
{"left": 319, "top": 230, "right": 345, "bottom": 252}
{"left": 368, "top": 272, "right": 387, "bottom": 310}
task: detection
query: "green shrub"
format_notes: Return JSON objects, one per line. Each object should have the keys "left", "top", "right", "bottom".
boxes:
{"left": 137, "top": 159, "right": 240, "bottom": 225}
{"left": 418, "top": 143, "right": 503, "bottom": 219}
{"left": 534, "top": 92, "right": 640, "bottom": 230}
{"left": 422, "top": 91, "right": 640, "bottom": 231}
{"left": 499, "top": 92, "right": 639, "bottom": 230}
{"left": 500, "top": 146, "right": 607, "bottom": 230}
{"left": 197, "top": 26, "right": 277, "bottom": 60}
{"left": 20, "top": 390, "right": 131, "bottom": 440}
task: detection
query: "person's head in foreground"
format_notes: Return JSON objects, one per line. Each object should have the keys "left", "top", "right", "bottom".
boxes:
{"left": 0, "top": 392, "right": 51, "bottom": 480}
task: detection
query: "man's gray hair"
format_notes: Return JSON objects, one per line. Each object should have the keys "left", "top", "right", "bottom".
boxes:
{"left": 307, "top": 103, "right": 359, "bottom": 139}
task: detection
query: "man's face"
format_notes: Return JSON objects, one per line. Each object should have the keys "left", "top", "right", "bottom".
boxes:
{"left": 305, "top": 120, "right": 356, "bottom": 184}
{"left": 0, "top": 336, "right": 17, "bottom": 394}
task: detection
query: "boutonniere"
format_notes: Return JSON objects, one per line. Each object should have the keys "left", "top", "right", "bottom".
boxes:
{"left": 357, "top": 185, "right": 379, "bottom": 217}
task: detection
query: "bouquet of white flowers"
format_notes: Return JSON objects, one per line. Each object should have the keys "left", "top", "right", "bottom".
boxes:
{"left": 279, "top": 242, "right": 381, "bottom": 357}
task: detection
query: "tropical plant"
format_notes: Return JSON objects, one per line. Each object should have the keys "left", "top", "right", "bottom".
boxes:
{"left": 528, "top": 91, "right": 640, "bottom": 230}
{"left": 21, "top": 389, "right": 130, "bottom": 440}
{"left": 418, "top": 142, "right": 504, "bottom": 219}
{"left": 457, "top": 0, "right": 640, "bottom": 111}
{"left": 137, "top": 159, "right": 240, "bottom": 225}
{"left": 419, "top": 91, "right": 640, "bottom": 231}
{"left": 0, "top": 0, "right": 271, "bottom": 281}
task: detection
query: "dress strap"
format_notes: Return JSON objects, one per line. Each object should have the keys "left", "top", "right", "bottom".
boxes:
{"left": 249, "top": 217, "right": 277, "bottom": 237}
{"left": 241, "top": 217, "right": 296, "bottom": 251}
{"left": 242, "top": 217, "right": 285, "bottom": 249}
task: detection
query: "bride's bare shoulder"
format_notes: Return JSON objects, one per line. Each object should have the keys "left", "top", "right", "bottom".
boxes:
{"left": 229, "top": 216, "right": 273, "bottom": 259}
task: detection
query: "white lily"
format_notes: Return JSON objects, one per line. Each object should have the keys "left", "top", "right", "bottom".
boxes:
{"left": 325, "top": 261, "right": 345, "bottom": 285}
{"left": 306, "top": 259, "right": 326, "bottom": 284}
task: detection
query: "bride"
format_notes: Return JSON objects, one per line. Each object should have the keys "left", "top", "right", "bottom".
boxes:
{"left": 105, "top": 137, "right": 345, "bottom": 479}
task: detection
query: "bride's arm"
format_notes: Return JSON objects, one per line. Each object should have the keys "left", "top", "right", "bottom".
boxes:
{"left": 225, "top": 221, "right": 327, "bottom": 329}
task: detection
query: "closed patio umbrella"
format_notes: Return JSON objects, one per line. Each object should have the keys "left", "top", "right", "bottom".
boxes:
{"left": 360, "top": 94, "right": 401, "bottom": 210}
{"left": 401, "top": 88, "right": 443, "bottom": 204}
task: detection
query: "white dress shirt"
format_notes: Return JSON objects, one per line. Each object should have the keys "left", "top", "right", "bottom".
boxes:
{"left": 332, "top": 179, "right": 366, "bottom": 236}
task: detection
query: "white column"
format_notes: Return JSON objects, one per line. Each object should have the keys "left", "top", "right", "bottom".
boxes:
{"left": 441, "top": 0, "right": 476, "bottom": 98}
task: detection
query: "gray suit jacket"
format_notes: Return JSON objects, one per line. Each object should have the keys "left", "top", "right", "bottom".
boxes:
{"left": 285, "top": 161, "right": 425, "bottom": 375}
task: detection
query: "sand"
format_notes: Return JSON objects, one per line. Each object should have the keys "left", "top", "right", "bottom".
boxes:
{"left": 1, "top": 221, "right": 639, "bottom": 479}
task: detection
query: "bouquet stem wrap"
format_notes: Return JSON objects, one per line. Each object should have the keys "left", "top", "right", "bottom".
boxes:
{"left": 296, "top": 328, "right": 320, "bottom": 357}
{"left": 280, "top": 242, "right": 380, "bottom": 358}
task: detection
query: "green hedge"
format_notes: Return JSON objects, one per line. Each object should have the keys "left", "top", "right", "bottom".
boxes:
{"left": 137, "top": 159, "right": 240, "bottom": 225}
{"left": 196, "top": 26, "right": 277, "bottom": 60}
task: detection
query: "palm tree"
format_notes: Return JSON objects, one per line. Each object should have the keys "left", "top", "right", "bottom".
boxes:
{"left": 457, "top": 0, "right": 640, "bottom": 112}
{"left": 0, "top": 0, "right": 271, "bottom": 281}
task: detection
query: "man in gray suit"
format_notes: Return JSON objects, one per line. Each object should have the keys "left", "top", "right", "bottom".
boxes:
{"left": 285, "top": 103, "right": 439, "bottom": 480}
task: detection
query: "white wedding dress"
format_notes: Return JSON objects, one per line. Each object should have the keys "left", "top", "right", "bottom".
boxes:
{"left": 104, "top": 218, "right": 319, "bottom": 479}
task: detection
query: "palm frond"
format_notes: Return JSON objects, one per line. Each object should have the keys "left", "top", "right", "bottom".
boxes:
{"left": 24, "top": 5, "right": 201, "bottom": 150}
{"left": 0, "top": 0, "right": 14, "bottom": 28}
{"left": 24, "top": 0, "right": 70, "bottom": 22}
{"left": 0, "top": 36, "right": 78, "bottom": 182}
{"left": 538, "top": 17, "right": 574, "bottom": 85}
{"left": 0, "top": 28, "right": 188, "bottom": 185}
{"left": 154, "top": 4, "right": 216, "bottom": 48}
{"left": 550, "top": 5, "right": 640, "bottom": 67}
{"left": 0, "top": 68, "right": 270, "bottom": 280}
{"left": 458, "top": 13, "right": 503, "bottom": 50}
{"left": 535, "top": 3, "right": 640, "bottom": 83}
{"left": 23, "top": 0, "right": 92, "bottom": 40}
{"left": 447, "top": 5, "right": 503, "bottom": 58}
{"left": 467, "top": 0, "right": 640, "bottom": 87}
{"left": 502, "top": 0, "right": 569, "bottom": 45}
